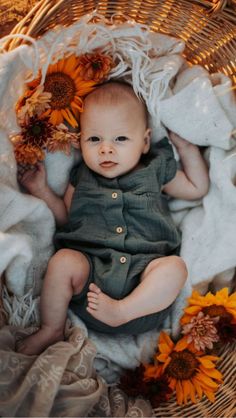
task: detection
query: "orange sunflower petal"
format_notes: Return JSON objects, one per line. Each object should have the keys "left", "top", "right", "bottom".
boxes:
{"left": 216, "top": 287, "right": 229, "bottom": 301}
{"left": 187, "top": 295, "right": 206, "bottom": 306}
{"left": 144, "top": 364, "right": 162, "bottom": 379}
{"left": 190, "top": 290, "right": 202, "bottom": 299}
{"left": 75, "top": 79, "right": 97, "bottom": 96}
{"left": 202, "top": 355, "right": 220, "bottom": 362}
{"left": 63, "top": 55, "right": 78, "bottom": 73}
{"left": 176, "top": 380, "right": 184, "bottom": 405}
{"left": 184, "top": 306, "right": 202, "bottom": 315}
{"left": 192, "top": 377, "right": 203, "bottom": 400}
{"left": 168, "top": 378, "right": 177, "bottom": 390}
{"left": 162, "top": 356, "right": 172, "bottom": 372}
{"left": 50, "top": 109, "right": 63, "bottom": 125}
{"left": 159, "top": 331, "right": 174, "bottom": 349}
{"left": 182, "top": 380, "right": 191, "bottom": 404}
{"left": 180, "top": 314, "right": 193, "bottom": 325}
{"left": 61, "top": 108, "right": 78, "bottom": 128}
{"left": 189, "top": 380, "right": 197, "bottom": 403}
{"left": 204, "top": 389, "right": 216, "bottom": 403}
{"left": 226, "top": 301, "right": 236, "bottom": 308}
{"left": 156, "top": 353, "right": 169, "bottom": 362}
{"left": 159, "top": 343, "right": 172, "bottom": 355}
{"left": 198, "top": 357, "right": 217, "bottom": 369}
{"left": 229, "top": 292, "right": 236, "bottom": 301}
{"left": 199, "top": 366, "right": 223, "bottom": 381}
{"left": 174, "top": 337, "right": 189, "bottom": 352}
{"left": 194, "top": 373, "right": 219, "bottom": 389}
{"left": 71, "top": 100, "right": 83, "bottom": 112}
{"left": 70, "top": 105, "right": 80, "bottom": 120}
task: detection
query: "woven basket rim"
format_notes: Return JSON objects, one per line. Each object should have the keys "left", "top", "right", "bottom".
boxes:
{"left": 1, "top": 0, "right": 236, "bottom": 84}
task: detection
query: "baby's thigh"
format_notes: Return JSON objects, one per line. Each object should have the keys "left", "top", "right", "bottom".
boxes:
{"left": 140, "top": 255, "right": 187, "bottom": 286}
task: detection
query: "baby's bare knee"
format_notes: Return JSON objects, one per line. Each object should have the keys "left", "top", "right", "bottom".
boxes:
{"left": 47, "top": 249, "right": 87, "bottom": 273}
{"left": 169, "top": 256, "right": 188, "bottom": 286}
{"left": 46, "top": 249, "right": 90, "bottom": 293}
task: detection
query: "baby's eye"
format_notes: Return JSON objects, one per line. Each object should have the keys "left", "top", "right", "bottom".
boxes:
{"left": 115, "top": 136, "right": 128, "bottom": 142}
{"left": 88, "top": 136, "right": 100, "bottom": 142}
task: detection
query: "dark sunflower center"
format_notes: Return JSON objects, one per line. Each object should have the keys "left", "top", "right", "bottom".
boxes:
{"left": 202, "top": 304, "right": 232, "bottom": 320}
{"left": 92, "top": 60, "right": 102, "bottom": 69}
{"left": 166, "top": 350, "right": 199, "bottom": 380}
{"left": 31, "top": 125, "right": 43, "bottom": 136}
{"left": 44, "top": 72, "right": 76, "bottom": 109}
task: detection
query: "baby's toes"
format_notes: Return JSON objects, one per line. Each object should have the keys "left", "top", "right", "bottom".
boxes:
{"left": 87, "top": 291, "right": 98, "bottom": 299}
{"left": 87, "top": 301, "right": 98, "bottom": 310}
{"left": 87, "top": 293, "right": 99, "bottom": 304}
{"left": 88, "top": 283, "right": 101, "bottom": 294}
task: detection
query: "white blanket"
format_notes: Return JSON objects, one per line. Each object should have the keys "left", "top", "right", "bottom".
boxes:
{"left": 0, "top": 14, "right": 236, "bottom": 381}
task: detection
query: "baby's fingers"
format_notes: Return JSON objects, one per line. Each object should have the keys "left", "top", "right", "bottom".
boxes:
{"left": 18, "top": 167, "right": 37, "bottom": 184}
{"left": 36, "top": 161, "right": 45, "bottom": 173}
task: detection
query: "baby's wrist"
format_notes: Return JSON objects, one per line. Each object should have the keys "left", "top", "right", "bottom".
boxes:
{"left": 33, "top": 184, "right": 51, "bottom": 199}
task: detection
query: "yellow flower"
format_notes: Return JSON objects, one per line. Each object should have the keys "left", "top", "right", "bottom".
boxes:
{"left": 23, "top": 55, "right": 97, "bottom": 128}
{"left": 144, "top": 332, "right": 223, "bottom": 405}
{"left": 181, "top": 288, "right": 236, "bottom": 326}
{"left": 43, "top": 54, "right": 97, "bottom": 127}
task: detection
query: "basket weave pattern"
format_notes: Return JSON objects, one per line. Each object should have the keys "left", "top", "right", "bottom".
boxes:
{"left": 1, "top": 0, "right": 236, "bottom": 84}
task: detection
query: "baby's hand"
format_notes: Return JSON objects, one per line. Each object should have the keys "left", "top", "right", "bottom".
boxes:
{"left": 169, "top": 131, "right": 191, "bottom": 150}
{"left": 18, "top": 162, "right": 48, "bottom": 197}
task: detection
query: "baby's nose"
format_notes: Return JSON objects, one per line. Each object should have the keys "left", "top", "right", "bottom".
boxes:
{"left": 99, "top": 144, "right": 114, "bottom": 154}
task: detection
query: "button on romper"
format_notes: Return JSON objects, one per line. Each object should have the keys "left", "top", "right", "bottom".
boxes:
{"left": 54, "top": 138, "right": 181, "bottom": 334}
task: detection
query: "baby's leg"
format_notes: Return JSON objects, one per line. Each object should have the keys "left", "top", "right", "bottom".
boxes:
{"left": 87, "top": 256, "right": 187, "bottom": 327}
{"left": 17, "top": 249, "right": 90, "bottom": 355}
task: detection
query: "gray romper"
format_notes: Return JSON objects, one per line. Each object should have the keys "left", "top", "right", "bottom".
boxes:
{"left": 54, "top": 137, "right": 181, "bottom": 334}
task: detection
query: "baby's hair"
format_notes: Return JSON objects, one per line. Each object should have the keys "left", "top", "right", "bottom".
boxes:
{"left": 82, "top": 80, "right": 149, "bottom": 127}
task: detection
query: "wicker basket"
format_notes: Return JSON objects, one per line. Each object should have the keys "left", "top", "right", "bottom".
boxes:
{"left": 1, "top": 1, "right": 236, "bottom": 416}
{"left": 2, "top": 0, "right": 236, "bottom": 86}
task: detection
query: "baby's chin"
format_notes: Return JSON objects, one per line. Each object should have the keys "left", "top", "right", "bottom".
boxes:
{"left": 91, "top": 164, "right": 139, "bottom": 179}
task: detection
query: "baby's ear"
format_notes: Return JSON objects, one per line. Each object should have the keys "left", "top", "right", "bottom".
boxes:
{"left": 143, "top": 128, "right": 151, "bottom": 154}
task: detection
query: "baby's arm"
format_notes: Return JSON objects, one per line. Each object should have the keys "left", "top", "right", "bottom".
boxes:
{"left": 19, "top": 162, "right": 73, "bottom": 226}
{"left": 163, "top": 132, "right": 209, "bottom": 200}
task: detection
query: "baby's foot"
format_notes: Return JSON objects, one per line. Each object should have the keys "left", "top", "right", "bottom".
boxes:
{"left": 86, "top": 283, "right": 128, "bottom": 327}
{"left": 16, "top": 327, "right": 63, "bottom": 356}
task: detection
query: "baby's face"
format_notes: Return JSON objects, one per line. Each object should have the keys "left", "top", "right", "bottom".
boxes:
{"left": 79, "top": 100, "right": 151, "bottom": 178}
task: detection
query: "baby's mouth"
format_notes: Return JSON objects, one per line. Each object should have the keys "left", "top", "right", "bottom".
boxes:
{"left": 100, "top": 161, "right": 117, "bottom": 168}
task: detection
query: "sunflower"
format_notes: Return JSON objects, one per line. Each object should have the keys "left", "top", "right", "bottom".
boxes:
{"left": 77, "top": 52, "right": 113, "bottom": 82}
{"left": 181, "top": 288, "right": 236, "bottom": 326}
{"left": 24, "top": 55, "right": 97, "bottom": 128}
{"left": 144, "top": 332, "right": 223, "bottom": 405}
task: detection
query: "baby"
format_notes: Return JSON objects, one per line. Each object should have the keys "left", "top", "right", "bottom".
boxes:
{"left": 17, "top": 81, "right": 209, "bottom": 355}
